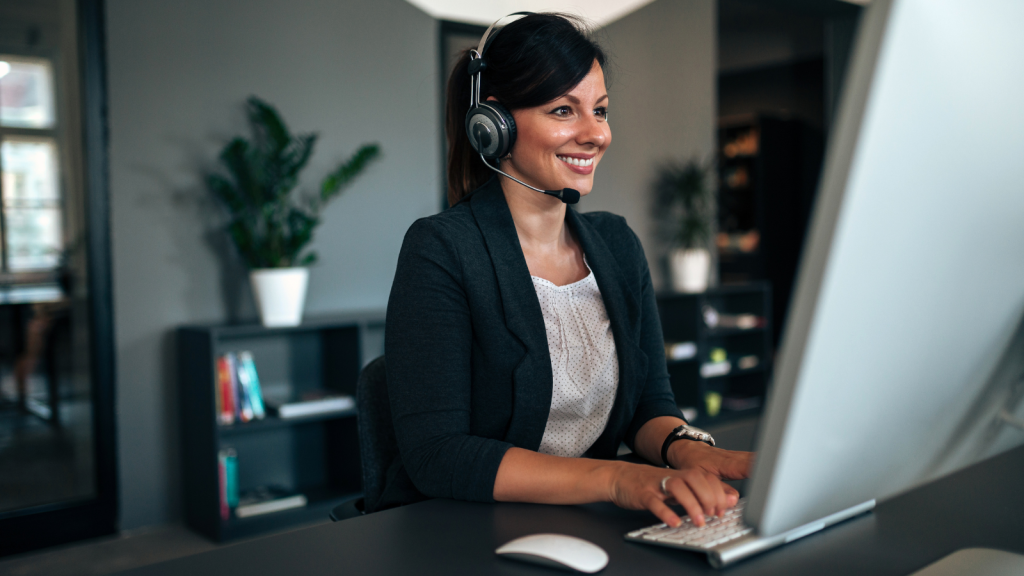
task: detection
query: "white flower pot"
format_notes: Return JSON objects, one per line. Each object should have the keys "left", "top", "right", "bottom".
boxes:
{"left": 669, "top": 248, "right": 710, "bottom": 293}
{"left": 250, "top": 267, "right": 309, "bottom": 327}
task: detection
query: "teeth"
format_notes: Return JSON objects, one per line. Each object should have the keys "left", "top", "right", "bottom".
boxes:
{"left": 557, "top": 155, "right": 594, "bottom": 167}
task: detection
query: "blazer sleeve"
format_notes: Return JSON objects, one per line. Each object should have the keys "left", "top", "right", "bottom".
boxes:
{"left": 623, "top": 226, "right": 684, "bottom": 451}
{"left": 385, "top": 218, "right": 513, "bottom": 503}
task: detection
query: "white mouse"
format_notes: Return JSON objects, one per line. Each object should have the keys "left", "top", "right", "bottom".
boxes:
{"left": 495, "top": 533, "right": 609, "bottom": 573}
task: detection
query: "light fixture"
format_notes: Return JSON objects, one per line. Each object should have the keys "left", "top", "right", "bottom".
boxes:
{"left": 402, "top": 0, "right": 657, "bottom": 27}
{"left": 0, "top": 61, "right": 10, "bottom": 79}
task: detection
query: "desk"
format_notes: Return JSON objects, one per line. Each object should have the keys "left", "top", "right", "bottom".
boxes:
{"left": 121, "top": 443, "right": 1024, "bottom": 575}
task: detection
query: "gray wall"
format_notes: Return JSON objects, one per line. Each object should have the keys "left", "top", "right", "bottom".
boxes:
{"left": 588, "top": 0, "right": 717, "bottom": 290}
{"left": 105, "top": 0, "right": 716, "bottom": 530}
{"left": 105, "top": 0, "right": 438, "bottom": 529}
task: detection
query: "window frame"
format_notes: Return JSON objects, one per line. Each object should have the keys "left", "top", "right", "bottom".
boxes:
{"left": 0, "top": 50, "right": 68, "bottom": 281}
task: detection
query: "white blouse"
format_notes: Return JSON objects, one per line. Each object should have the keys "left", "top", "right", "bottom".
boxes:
{"left": 531, "top": 263, "right": 619, "bottom": 458}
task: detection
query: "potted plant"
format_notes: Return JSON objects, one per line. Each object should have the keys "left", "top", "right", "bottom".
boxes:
{"left": 207, "top": 96, "right": 380, "bottom": 327}
{"left": 652, "top": 159, "right": 715, "bottom": 293}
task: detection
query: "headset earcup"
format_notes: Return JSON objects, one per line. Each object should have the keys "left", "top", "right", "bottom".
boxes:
{"left": 488, "top": 102, "right": 516, "bottom": 155}
{"left": 465, "top": 103, "right": 516, "bottom": 159}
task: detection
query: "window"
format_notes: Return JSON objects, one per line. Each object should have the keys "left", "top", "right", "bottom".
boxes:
{"left": 0, "top": 55, "right": 63, "bottom": 273}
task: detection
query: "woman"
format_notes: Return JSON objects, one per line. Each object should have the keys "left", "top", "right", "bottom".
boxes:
{"left": 381, "top": 13, "right": 753, "bottom": 528}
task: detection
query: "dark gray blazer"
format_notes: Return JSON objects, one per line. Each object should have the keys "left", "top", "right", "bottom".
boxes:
{"left": 377, "top": 176, "right": 680, "bottom": 512}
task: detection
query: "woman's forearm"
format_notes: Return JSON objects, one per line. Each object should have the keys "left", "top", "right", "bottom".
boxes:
{"left": 492, "top": 447, "right": 622, "bottom": 504}
{"left": 635, "top": 415, "right": 688, "bottom": 466}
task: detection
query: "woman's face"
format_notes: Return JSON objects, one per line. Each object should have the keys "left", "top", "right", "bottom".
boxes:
{"left": 501, "top": 60, "right": 610, "bottom": 197}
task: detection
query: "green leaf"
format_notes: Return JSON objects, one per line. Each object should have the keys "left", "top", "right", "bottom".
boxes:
{"left": 227, "top": 218, "right": 259, "bottom": 268}
{"left": 298, "top": 251, "right": 318, "bottom": 266}
{"left": 208, "top": 97, "right": 381, "bottom": 269}
{"left": 219, "top": 137, "right": 267, "bottom": 208}
{"left": 207, "top": 174, "right": 245, "bottom": 213}
{"left": 651, "top": 158, "right": 715, "bottom": 250}
{"left": 320, "top": 143, "right": 381, "bottom": 203}
{"left": 247, "top": 96, "right": 291, "bottom": 155}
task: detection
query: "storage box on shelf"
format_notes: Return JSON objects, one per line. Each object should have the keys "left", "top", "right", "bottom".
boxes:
{"left": 178, "top": 312, "right": 384, "bottom": 541}
{"left": 657, "top": 283, "right": 772, "bottom": 426}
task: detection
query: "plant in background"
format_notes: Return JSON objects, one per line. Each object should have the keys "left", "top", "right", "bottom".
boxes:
{"left": 207, "top": 96, "right": 381, "bottom": 269}
{"left": 652, "top": 159, "right": 716, "bottom": 293}
{"left": 652, "top": 159, "right": 715, "bottom": 250}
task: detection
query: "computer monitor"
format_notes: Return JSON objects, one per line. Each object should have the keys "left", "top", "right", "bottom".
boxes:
{"left": 745, "top": 0, "right": 1024, "bottom": 537}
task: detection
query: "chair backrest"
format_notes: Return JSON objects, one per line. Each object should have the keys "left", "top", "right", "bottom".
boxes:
{"left": 355, "top": 355, "right": 396, "bottom": 512}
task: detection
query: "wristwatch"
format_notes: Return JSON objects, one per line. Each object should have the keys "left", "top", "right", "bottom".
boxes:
{"left": 661, "top": 424, "right": 716, "bottom": 468}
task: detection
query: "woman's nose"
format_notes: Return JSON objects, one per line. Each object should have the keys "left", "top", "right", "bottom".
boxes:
{"left": 578, "top": 115, "right": 609, "bottom": 148}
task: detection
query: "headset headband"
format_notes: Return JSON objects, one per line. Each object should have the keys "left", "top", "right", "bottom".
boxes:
{"left": 468, "top": 11, "right": 534, "bottom": 109}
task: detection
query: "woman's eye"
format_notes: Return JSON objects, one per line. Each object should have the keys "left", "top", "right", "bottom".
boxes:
{"left": 595, "top": 107, "right": 608, "bottom": 120}
{"left": 551, "top": 106, "right": 572, "bottom": 117}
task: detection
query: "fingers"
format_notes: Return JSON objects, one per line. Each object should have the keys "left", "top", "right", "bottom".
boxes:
{"left": 714, "top": 450, "right": 755, "bottom": 480}
{"left": 687, "top": 470, "right": 735, "bottom": 518}
{"left": 664, "top": 476, "right": 707, "bottom": 527}
{"left": 722, "top": 481, "right": 740, "bottom": 507}
{"left": 644, "top": 494, "right": 682, "bottom": 528}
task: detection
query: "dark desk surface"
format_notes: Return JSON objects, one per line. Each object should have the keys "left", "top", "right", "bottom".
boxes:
{"left": 123, "top": 429, "right": 1024, "bottom": 575}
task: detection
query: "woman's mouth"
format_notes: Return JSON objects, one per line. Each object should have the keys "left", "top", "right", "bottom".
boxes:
{"left": 556, "top": 155, "right": 594, "bottom": 167}
{"left": 556, "top": 154, "right": 596, "bottom": 175}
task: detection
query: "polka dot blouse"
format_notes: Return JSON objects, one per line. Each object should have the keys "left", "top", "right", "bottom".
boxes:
{"left": 531, "top": 260, "right": 619, "bottom": 458}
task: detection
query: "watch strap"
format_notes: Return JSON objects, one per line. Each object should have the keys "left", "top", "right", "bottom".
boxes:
{"left": 661, "top": 424, "right": 715, "bottom": 468}
{"left": 661, "top": 425, "right": 687, "bottom": 468}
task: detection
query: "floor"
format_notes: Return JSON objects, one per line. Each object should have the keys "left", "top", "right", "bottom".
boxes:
{"left": 0, "top": 418, "right": 759, "bottom": 576}
{"left": 0, "top": 393, "right": 95, "bottom": 514}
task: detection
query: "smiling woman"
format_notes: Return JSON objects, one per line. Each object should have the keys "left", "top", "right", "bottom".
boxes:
{"left": 445, "top": 13, "right": 608, "bottom": 205}
{"left": 382, "top": 13, "right": 753, "bottom": 527}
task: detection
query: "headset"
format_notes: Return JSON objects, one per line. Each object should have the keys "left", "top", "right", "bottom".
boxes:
{"left": 465, "top": 12, "right": 581, "bottom": 204}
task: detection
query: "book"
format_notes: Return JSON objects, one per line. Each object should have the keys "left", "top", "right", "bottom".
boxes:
{"left": 216, "top": 351, "right": 268, "bottom": 425}
{"left": 267, "top": 390, "right": 355, "bottom": 420}
{"left": 737, "top": 355, "right": 759, "bottom": 370}
{"left": 702, "top": 305, "right": 766, "bottom": 330}
{"left": 227, "top": 353, "right": 254, "bottom": 423}
{"left": 236, "top": 351, "right": 266, "bottom": 420}
{"left": 235, "top": 486, "right": 307, "bottom": 518}
{"left": 216, "top": 356, "right": 235, "bottom": 425}
{"left": 664, "top": 341, "right": 697, "bottom": 361}
{"left": 217, "top": 449, "right": 237, "bottom": 520}
{"left": 722, "top": 395, "right": 762, "bottom": 412}
{"left": 700, "top": 360, "right": 732, "bottom": 378}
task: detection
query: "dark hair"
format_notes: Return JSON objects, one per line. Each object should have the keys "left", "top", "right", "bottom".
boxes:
{"left": 445, "top": 13, "right": 606, "bottom": 206}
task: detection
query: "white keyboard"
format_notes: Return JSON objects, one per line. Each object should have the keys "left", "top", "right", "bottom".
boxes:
{"left": 625, "top": 497, "right": 876, "bottom": 569}
{"left": 624, "top": 498, "right": 754, "bottom": 551}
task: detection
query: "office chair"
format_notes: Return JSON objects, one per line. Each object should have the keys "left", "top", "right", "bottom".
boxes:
{"left": 330, "top": 355, "right": 396, "bottom": 521}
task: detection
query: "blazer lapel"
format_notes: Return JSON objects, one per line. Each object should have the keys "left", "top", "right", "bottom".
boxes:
{"left": 566, "top": 209, "right": 649, "bottom": 456}
{"left": 469, "top": 179, "right": 553, "bottom": 450}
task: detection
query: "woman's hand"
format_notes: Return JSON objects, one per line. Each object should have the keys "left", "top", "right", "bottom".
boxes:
{"left": 668, "top": 440, "right": 754, "bottom": 482}
{"left": 606, "top": 460, "right": 741, "bottom": 528}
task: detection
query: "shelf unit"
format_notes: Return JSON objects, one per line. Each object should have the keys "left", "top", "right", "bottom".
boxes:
{"left": 178, "top": 312, "right": 384, "bottom": 541}
{"left": 717, "top": 115, "right": 823, "bottom": 346}
{"left": 657, "top": 283, "right": 772, "bottom": 426}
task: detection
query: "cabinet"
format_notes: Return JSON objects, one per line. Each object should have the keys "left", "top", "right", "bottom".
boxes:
{"left": 657, "top": 284, "right": 772, "bottom": 426}
{"left": 178, "top": 312, "right": 383, "bottom": 541}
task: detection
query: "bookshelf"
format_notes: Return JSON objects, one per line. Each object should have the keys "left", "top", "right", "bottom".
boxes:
{"left": 178, "top": 312, "right": 384, "bottom": 541}
{"left": 657, "top": 283, "right": 772, "bottom": 426}
{"left": 717, "top": 115, "right": 823, "bottom": 346}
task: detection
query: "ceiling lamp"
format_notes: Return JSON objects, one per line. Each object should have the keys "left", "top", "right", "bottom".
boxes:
{"left": 403, "top": 0, "right": 658, "bottom": 27}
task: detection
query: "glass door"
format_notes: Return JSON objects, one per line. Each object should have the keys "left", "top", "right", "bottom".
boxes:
{"left": 0, "top": 0, "right": 116, "bottom": 555}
